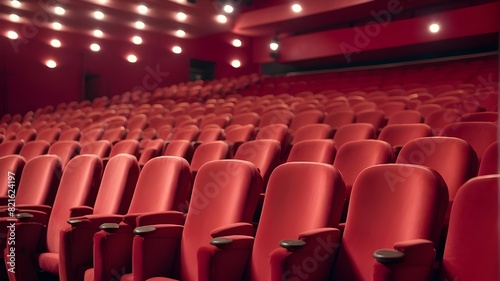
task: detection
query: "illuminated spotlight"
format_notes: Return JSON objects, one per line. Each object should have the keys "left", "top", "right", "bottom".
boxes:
{"left": 93, "top": 29, "right": 103, "bottom": 37}
{"left": 54, "top": 6, "right": 65, "bottom": 15}
{"left": 176, "top": 12, "right": 187, "bottom": 21}
{"left": 135, "top": 21, "right": 145, "bottom": 29}
{"left": 176, "top": 29, "right": 186, "bottom": 37}
{"left": 52, "top": 22, "right": 62, "bottom": 30}
{"left": 216, "top": 14, "right": 227, "bottom": 24}
{"left": 231, "top": 59, "right": 241, "bottom": 68}
{"left": 46, "top": 60, "right": 57, "bottom": 68}
{"left": 429, "top": 23, "right": 440, "bottom": 33}
{"left": 50, "top": 39, "right": 61, "bottom": 48}
{"left": 90, "top": 43, "right": 100, "bottom": 52}
{"left": 11, "top": 0, "right": 21, "bottom": 8}
{"left": 127, "top": 54, "right": 137, "bottom": 63}
{"left": 291, "top": 3, "right": 302, "bottom": 13}
{"left": 232, "top": 39, "right": 242, "bottom": 47}
{"left": 137, "top": 4, "right": 148, "bottom": 14}
{"left": 9, "top": 14, "right": 20, "bottom": 22}
{"left": 172, "top": 45, "right": 182, "bottom": 54}
{"left": 270, "top": 41, "right": 279, "bottom": 51}
{"left": 132, "top": 35, "right": 142, "bottom": 45}
{"left": 94, "top": 11, "right": 104, "bottom": 20}
{"left": 223, "top": 4, "right": 234, "bottom": 13}
{"left": 6, "top": 31, "right": 18, "bottom": 40}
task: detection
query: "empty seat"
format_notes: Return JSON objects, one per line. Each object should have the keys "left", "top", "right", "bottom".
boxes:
{"left": 15, "top": 128, "right": 37, "bottom": 142}
{"left": 126, "top": 114, "right": 148, "bottom": 131}
{"left": 387, "top": 110, "right": 423, "bottom": 124}
{"left": 333, "top": 123, "right": 376, "bottom": 148}
{"left": 138, "top": 139, "right": 165, "bottom": 166}
{"left": 230, "top": 112, "right": 260, "bottom": 126}
{"left": 80, "top": 140, "right": 112, "bottom": 158}
{"left": 424, "top": 108, "right": 461, "bottom": 135}
{"left": 0, "top": 155, "right": 25, "bottom": 199}
{"left": 225, "top": 124, "right": 255, "bottom": 155}
{"left": 287, "top": 139, "right": 336, "bottom": 164}
{"left": 58, "top": 154, "right": 141, "bottom": 281}
{"left": 459, "top": 111, "right": 498, "bottom": 122}
{"left": 440, "top": 121, "right": 498, "bottom": 162}
{"left": 259, "top": 109, "right": 294, "bottom": 127}
{"left": 101, "top": 126, "right": 127, "bottom": 144}
{"left": 108, "top": 139, "right": 140, "bottom": 158}
{"left": 416, "top": 104, "right": 442, "bottom": 120}
{"left": 438, "top": 175, "right": 499, "bottom": 281}
{"left": 196, "top": 162, "right": 346, "bottom": 281}
{"left": 234, "top": 139, "right": 281, "bottom": 187}
{"left": 356, "top": 110, "right": 386, "bottom": 131}
{"left": 323, "top": 110, "right": 356, "bottom": 130}
{"left": 378, "top": 101, "right": 407, "bottom": 118}
{"left": 190, "top": 141, "right": 229, "bottom": 176}
{"left": 378, "top": 124, "right": 433, "bottom": 154}
{"left": 478, "top": 141, "right": 498, "bottom": 176}
{"left": 199, "top": 115, "right": 231, "bottom": 128}
{"left": 255, "top": 124, "right": 290, "bottom": 158}
{"left": 0, "top": 140, "right": 24, "bottom": 157}
{"left": 5, "top": 155, "right": 103, "bottom": 281}
{"left": 86, "top": 156, "right": 192, "bottom": 281}
{"left": 171, "top": 125, "right": 200, "bottom": 142}
{"left": 19, "top": 140, "right": 50, "bottom": 161}
{"left": 292, "top": 123, "right": 334, "bottom": 145}
{"left": 163, "top": 140, "right": 194, "bottom": 162}
{"left": 331, "top": 164, "right": 448, "bottom": 281}
{"left": 58, "top": 127, "right": 81, "bottom": 141}
{"left": 35, "top": 128, "right": 61, "bottom": 144}
{"left": 47, "top": 141, "right": 81, "bottom": 169}
{"left": 80, "top": 128, "right": 104, "bottom": 146}
{"left": 397, "top": 137, "right": 478, "bottom": 220}
{"left": 196, "top": 127, "right": 225, "bottom": 143}
{"left": 288, "top": 110, "right": 324, "bottom": 133}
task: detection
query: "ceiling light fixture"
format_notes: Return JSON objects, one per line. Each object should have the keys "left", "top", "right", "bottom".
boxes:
{"left": 138, "top": 4, "right": 148, "bottom": 14}
{"left": 90, "top": 43, "right": 100, "bottom": 52}
{"left": 231, "top": 60, "right": 241, "bottom": 68}
{"left": 172, "top": 46, "right": 182, "bottom": 54}
{"left": 270, "top": 41, "right": 279, "bottom": 51}
{"left": 176, "top": 30, "right": 186, "bottom": 37}
{"left": 176, "top": 12, "right": 187, "bottom": 21}
{"left": 223, "top": 4, "right": 234, "bottom": 14}
{"left": 127, "top": 54, "right": 137, "bottom": 63}
{"left": 232, "top": 39, "right": 242, "bottom": 47}
{"left": 93, "top": 29, "right": 103, "bottom": 37}
{"left": 46, "top": 60, "right": 57, "bottom": 68}
{"left": 132, "top": 36, "right": 142, "bottom": 45}
{"left": 429, "top": 23, "right": 440, "bottom": 33}
{"left": 135, "top": 21, "right": 145, "bottom": 29}
{"left": 9, "top": 14, "right": 20, "bottom": 22}
{"left": 52, "top": 22, "right": 62, "bottom": 30}
{"left": 11, "top": 0, "right": 21, "bottom": 8}
{"left": 54, "top": 6, "right": 65, "bottom": 15}
{"left": 291, "top": 3, "right": 302, "bottom": 13}
{"left": 94, "top": 11, "right": 104, "bottom": 20}
{"left": 6, "top": 31, "right": 18, "bottom": 40}
{"left": 50, "top": 39, "right": 61, "bottom": 48}
{"left": 216, "top": 14, "right": 227, "bottom": 24}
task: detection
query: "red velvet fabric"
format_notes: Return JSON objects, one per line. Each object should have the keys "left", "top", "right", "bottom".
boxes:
{"left": 287, "top": 139, "right": 336, "bottom": 164}
{"left": 333, "top": 123, "right": 376, "bottom": 148}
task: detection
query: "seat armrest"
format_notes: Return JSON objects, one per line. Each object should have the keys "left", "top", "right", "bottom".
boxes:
{"left": 15, "top": 212, "right": 33, "bottom": 222}
{"left": 136, "top": 211, "right": 185, "bottom": 226}
{"left": 68, "top": 214, "right": 124, "bottom": 228}
{"left": 16, "top": 204, "right": 52, "bottom": 215}
{"left": 210, "top": 222, "right": 254, "bottom": 238}
{"left": 210, "top": 237, "right": 233, "bottom": 248}
{"left": 69, "top": 206, "right": 94, "bottom": 217}
{"left": 373, "top": 249, "right": 404, "bottom": 264}
{"left": 100, "top": 223, "right": 120, "bottom": 233}
{"left": 279, "top": 239, "right": 306, "bottom": 252}
{"left": 15, "top": 210, "right": 49, "bottom": 224}
{"left": 133, "top": 224, "right": 184, "bottom": 238}
{"left": 133, "top": 225, "right": 156, "bottom": 235}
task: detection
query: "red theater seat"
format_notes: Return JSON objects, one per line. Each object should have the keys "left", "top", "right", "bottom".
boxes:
{"left": 163, "top": 140, "right": 194, "bottom": 162}
{"left": 259, "top": 109, "right": 294, "bottom": 127}
{"left": 47, "top": 141, "right": 81, "bottom": 170}
{"left": 128, "top": 159, "right": 263, "bottom": 281}
{"left": 19, "top": 140, "right": 50, "bottom": 161}
{"left": 5, "top": 155, "right": 103, "bottom": 281}
{"left": 15, "top": 128, "right": 37, "bottom": 142}
{"left": 323, "top": 110, "right": 356, "bottom": 130}
{"left": 190, "top": 141, "right": 229, "bottom": 177}
{"left": 81, "top": 140, "right": 112, "bottom": 158}
{"left": 387, "top": 110, "right": 423, "bottom": 124}
{"left": 58, "top": 127, "right": 81, "bottom": 142}
{"left": 0, "top": 140, "right": 24, "bottom": 157}
{"left": 356, "top": 110, "right": 386, "bottom": 131}
{"left": 478, "top": 141, "right": 498, "bottom": 176}
{"left": 331, "top": 164, "right": 448, "bottom": 281}
{"left": 36, "top": 128, "right": 61, "bottom": 144}
{"left": 333, "top": 123, "right": 376, "bottom": 148}
{"left": 109, "top": 139, "right": 140, "bottom": 158}
{"left": 378, "top": 124, "right": 433, "bottom": 155}
{"left": 424, "top": 108, "right": 461, "bottom": 135}
{"left": 287, "top": 139, "right": 336, "bottom": 164}
{"left": 288, "top": 110, "right": 324, "bottom": 133}
{"left": 438, "top": 175, "right": 499, "bottom": 281}
{"left": 291, "top": 123, "right": 334, "bottom": 145}
{"left": 234, "top": 139, "right": 281, "bottom": 187}
{"left": 0, "top": 155, "right": 25, "bottom": 200}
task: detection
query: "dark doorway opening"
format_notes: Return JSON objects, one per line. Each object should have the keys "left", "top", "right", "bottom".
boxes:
{"left": 84, "top": 73, "right": 101, "bottom": 101}
{"left": 190, "top": 59, "right": 215, "bottom": 81}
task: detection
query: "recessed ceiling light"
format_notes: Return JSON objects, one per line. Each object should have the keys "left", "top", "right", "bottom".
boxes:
{"left": 7, "top": 31, "right": 18, "bottom": 40}
{"left": 137, "top": 4, "right": 148, "bottom": 14}
{"left": 90, "top": 43, "right": 100, "bottom": 52}
{"left": 94, "top": 11, "right": 104, "bottom": 20}
{"left": 223, "top": 4, "right": 234, "bottom": 14}
{"left": 270, "top": 42, "right": 279, "bottom": 51}
{"left": 135, "top": 21, "right": 145, "bottom": 29}
{"left": 127, "top": 54, "right": 137, "bottom": 63}
{"left": 132, "top": 36, "right": 142, "bottom": 45}
{"left": 52, "top": 22, "right": 62, "bottom": 30}
{"left": 429, "top": 23, "right": 440, "bottom": 33}
{"left": 176, "top": 12, "right": 187, "bottom": 21}
{"left": 54, "top": 6, "right": 65, "bottom": 15}
{"left": 176, "top": 30, "right": 186, "bottom": 37}
{"left": 231, "top": 60, "right": 241, "bottom": 68}
{"left": 9, "top": 14, "right": 20, "bottom": 22}
{"left": 93, "top": 29, "right": 103, "bottom": 37}
{"left": 11, "top": 0, "right": 21, "bottom": 8}
{"left": 291, "top": 3, "right": 302, "bottom": 13}
{"left": 232, "top": 39, "right": 242, "bottom": 47}
{"left": 216, "top": 14, "right": 227, "bottom": 24}
{"left": 46, "top": 60, "right": 57, "bottom": 68}
{"left": 172, "top": 46, "right": 182, "bottom": 54}
{"left": 50, "top": 39, "right": 61, "bottom": 48}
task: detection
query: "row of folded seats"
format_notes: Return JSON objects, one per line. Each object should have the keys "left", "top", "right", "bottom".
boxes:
{"left": 0, "top": 139, "right": 497, "bottom": 281}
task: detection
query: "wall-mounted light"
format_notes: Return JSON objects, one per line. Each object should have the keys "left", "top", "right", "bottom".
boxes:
{"left": 137, "top": 4, "right": 148, "bottom": 14}
{"left": 127, "top": 54, "right": 138, "bottom": 63}
{"left": 429, "top": 23, "right": 440, "bottom": 33}
{"left": 132, "top": 36, "right": 142, "bottom": 45}
{"left": 176, "top": 12, "right": 187, "bottom": 21}
{"left": 231, "top": 59, "right": 241, "bottom": 68}
{"left": 94, "top": 11, "right": 104, "bottom": 20}
{"left": 223, "top": 4, "right": 234, "bottom": 13}
{"left": 216, "top": 14, "right": 227, "bottom": 24}
{"left": 135, "top": 21, "right": 145, "bottom": 29}
{"left": 46, "top": 60, "right": 57, "bottom": 68}
{"left": 50, "top": 39, "right": 61, "bottom": 48}
{"left": 93, "top": 29, "right": 103, "bottom": 37}
{"left": 176, "top": 30, "right": 186, "bottom": 37}
{"left": 54, "top": 6, "right": 65, "bottom": 15}
{"left": 9, "top": 14, "right": 20, "bottom": 22}
{"left": 172, "top": 46, "right": 182, "bottom": 54}
{"left": 7, "top": 31, "right": 18, "bottom": 40}
{"left": 232, "top": 39, "right": 242, "bottom": 47}
{"left": 53, "top": 22, "right": 62, "bottom": 30}
{"left": 291, "top": 3, "right": 302, "bottom": 13}
{"left": 90, "top": 43, "right": 100, "bottom": 52}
